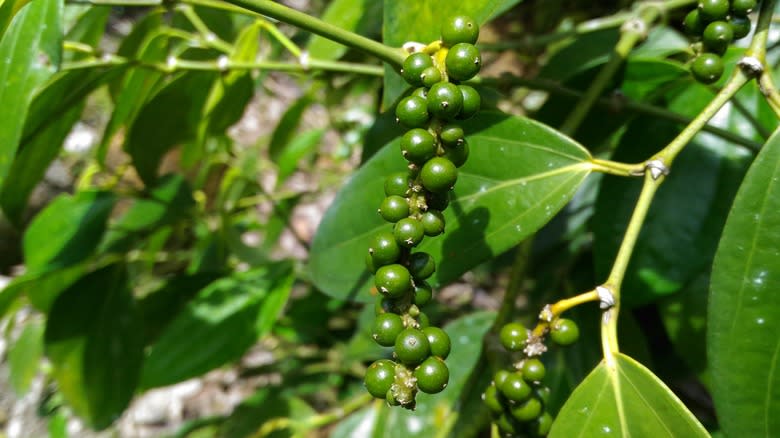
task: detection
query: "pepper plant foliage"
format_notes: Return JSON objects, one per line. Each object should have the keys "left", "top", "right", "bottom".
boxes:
{"left": 0, "top": 0, "right": 779, "bottom": 436}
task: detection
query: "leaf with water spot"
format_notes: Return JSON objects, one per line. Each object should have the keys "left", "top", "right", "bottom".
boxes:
{"left": 310, "top": 111, "right": 592, "bottom": 303}
{"left": 708, "top": 127, "right": 780, "bottom": 438}
{"left": 549, "top": 353, "right": 708, "bottom": 437}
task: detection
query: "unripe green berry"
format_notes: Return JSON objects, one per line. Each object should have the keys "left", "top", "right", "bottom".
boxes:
{"left": 683, "top": 9, "right": 705, "bottom": 36}
{"left": 426, "top": 192, "right": 450, "bottom": 210}
{"left": 384, "top": 172, "right": 410, "bottom": 197}
{"left": 522, "top": 358, "right": 546, "bottom": 382}
{"left": 500, "top": 372, "right": 532, "bottom": 402}
{"left": 421, "top": 66, "right": 443, "bottom": 88}
{"left": 414, "top": 356, "right": 449, "bottom": 393}
{"left": 439, "top": 124, "right": 465, "bottom": 146}
{"left": 378, "top": 195, "right": 410, "bottom": 223}
{"left": 375, "top": 264, "right": 412, "bottom": 298}
{"left": 408, "top": 251, "right": 436, "bottom": 280}
{"left": 421, "top": 209, "right": 446, "bottom": 236}
{"left": 364, "top": 359, "right": 396, "bottom": 398}
{"left": 402, "top": 52, "right": 434, "bottom": 86}
{"left": 499, "top": 322, "right": 528, "bottom": 351}
{"left": 533, "top": 412, "right": 554, "bottom": 436}
{"left": 373, "top": 312, "right": 405, "bottom": 347}
{"left": 441, "top": 15, "right": 479, "bottom": 46}
{"left": 550, "top": 318, "right": 580, "bottom": 346}
{"left": 396, "top": 96, "right": 430, "bottom": 128}
{"left": 444, "top": 140, "right": 469, "bottom": 168}
{"left": 731, "top": 0, "right": 757, "bottom": 16}
{"left": 422, "top": 326, "right": 451, "bottom": 359}
{"left": 445, "top": 43, "right": 481, "bottom": 81}
{"left": 699, "top": 0, "right": 730, "bottom": 21}
{"left": 483, "top": 384, "right": 505, "bottom": 415}
{"left": 495, "top": 413, "right": 519, "bottom": 435}
{"left": 400, "top": 128, "right": 436, "bottom": 165}
{"left": 702, "top": 21, "right": 733, "bottom": 55}
{"left": 458, "top": 85, "right": 481, "bottom": 119}
{"left": 691, "top": 53, "right": 724, "bottom": 84}
{"left": 493, "top": 370, "right": 510, "bottom": 387}
{"left": 427, "top": 82, "right": 463, "bottom": 120}
{"left": 417, "top": 311, "right": 430, "bottom": 328}
{"left": 421, "top": 157, "right": 458, "bottom": 193}
{"left": 394, "top": 328, "right": 431, "bottom": 365}
{"left": 394, "top": 217, "right": 425, "bottom": 248}
{"left": 368, "top": 231, "right": 401, "bottom": 267}
{"left": 413, "top": 281, "right": 434, "bottom": 306}
{"left": 375, "top": 296, "right": 395, "bottom": 315}
{"left": 730, "top": 16, "right": 751, "bottom": 40}
{"left": 510, "top": 396, "right": 543, "bottom": 422}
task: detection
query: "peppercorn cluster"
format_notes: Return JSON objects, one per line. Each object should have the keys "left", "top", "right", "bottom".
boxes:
{"left": 484, "top": 318, "right": 580, "bottom": 437}
{"left": 363, "top": 15, "right": 482, "bottom": 409}
{"left": 684, "top": 0, "right": 757, "bottom": 84}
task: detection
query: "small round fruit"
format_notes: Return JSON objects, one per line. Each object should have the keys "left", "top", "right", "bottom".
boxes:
{"left": 426, "top": 192, "right": 450, "bottom": 210}
{"left": 532, "top": 412, "right": 554, "bottom": 436}
{"left": 412, "top": 87, "right": 428, "bottom": 100}
{"left": 414, "top": 356, "right": 449, "bottom": 393}
{"left": 400, "top": 128, "right": 436, "bottom": 164}
{"left": 368, "top": 231, "right": 401, "bottom": 266}
{"left": 413, "top": 281, "right": 434, "bottom": 306}
{"left": 500, "top": 372, "right": 532, "bottom": 402}
{"left": 378, "top": 195, "right": 410, "bottom": 222}
{"left": 731, "top": 0, "right": 757, "bottom": 16}
{"left": 522, "top": 358, "right": 546, "bottom": 382}
{"left": 493, "top": 370, "right": 510, "bottom": 387}
{"left": 427, "top": 82, "right": 463, "bottom": 119}
{"left": 423, "top": 326, "right": 451, "bottom": 359}
{"left": 384, "top": 172, "right": 410, "bottom": 197}
{"left": 417, "top": 311, "right": 430, "bottom": 328}
{"left": 691, "top": 53, "right": 724, "bottom": 84}
{"left": 408, "top": 251, "right": 436, "bottom": 280}
{"left": 421, "top": 210, "right": 445, "bottom": 236}
{"left": 699, "top": 0, "right": 730, "bottom": 21}
{"left": 445, "top": 43, "right": 481, "bottom": 81}
{"left": 702, "top": 21, "right": 733, "bottom": 55}
{"left": 495, "top": 413, "right": 519, "bottom": 435}
{"left": 730, "top": 16, "right": 751, "bottom": 39}
{"left": 510, "top": 396, "right": 543, "bottom": 422}
{"left": 375, "top": 296, "right": 394, "bottom": 315}
{"left": 396, "top": 96, "right": 430, "bottom": 128}
{"left": 535, "top": 386, "right": 551, "bottom": 405}
{"left": 375, "top": 264, "right": 412, "bottom": 298}
{"left": 550, "top": 318, "right": 580, "bottom": 346}
{"left": 394, "top": 217, "right": 425, "bottom": 248}
{"left": 483, "top": 384, "right": 505, "bottom": 415}
{"left": 441, "top": 15, "right": 479, "bottom": 46}
{"left": 683, "top": 9, "right": 704, "bottom": 36}
{"left": 421, "top": 66, "right": 443, "bottom": 88}
{"left": 458, "top": 85, "right": 481, "bottom": 119}
{"left": 373, "top": 312, "right": 405, "bottom": 347}
{"left": 439, "top": 124, "right": 465, "bottom": 146}
{"left": 499, "top": 322, "right": 528, "bottom": 352}
{"left": 364, "top": 359, "right": 396, "bottom": 398}
{"left": 402, "top": 52, "right": 434, "bottom": 86}
{"left": 394, "top": 328, "right": 431, "bottom": 365}
{"left": 444, "top": 140, "right": 469, "bottom": 167}
{"left": 421, "top": 157, "right": 458, "bottom": 193}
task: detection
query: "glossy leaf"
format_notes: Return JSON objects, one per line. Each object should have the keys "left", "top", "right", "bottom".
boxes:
{"left": 99, "top": 174, "right": 194, "bottom": 253}
{"left": 276, "top": 128, "right": 325, "bottom": 183}
{"left": 0, "top": 0, "right": 62, "bottom": 190}
{"left": 141, "top": 262, "right": 294, "bottom": 389}
{"left": 23, "top": 191, "right": 116, "bottom": 276}
{"left": 0, "top": 66, "right": 126, "bottom": 224}
{"left": 708, "top": 127, "right": 780, "bottom": 438}
{"left": 382, "top": 0, "right": 521, "bottom": 107}
{"left": 8, "top": 320, "right": 44, "bottom": 395}
{"left": 62, "top": 5, "right": 110, "bottom": 61}
{"left": 310, "top": 111, "right": 592, "bottom": 302}
{"left": 549, "top": 353, "right": 708, "bottom": 437}
{"left": 0, "top": 0, "right": 31, "bottom": 38}
{"left": 308, "top": 0, "right": 382, "bottom": 61}
{"left": 268, "top": 96, "right": 314, "bottom": 162}
{"left": 44, "top": 264, "right": 143, "bottom": 430}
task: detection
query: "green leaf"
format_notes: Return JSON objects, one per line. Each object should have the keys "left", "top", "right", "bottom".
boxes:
{"left": 276, "top": 128, "right": 325, "bottom": 183}
{"left": 0, "top": 66, "right": 126, "bottom": 224}
{"left": 310, "top": 111, "right": 592, "bottom": 302}
{"left": 307, "top": 0, "right": 382, "bottom": 61}
{"left": 62, "top": 5, "right": 110, "bottom": 61}
{"left": 99, "top": 174, "right": 194, "bottom": 253}
{"left": 5, "top": 263, "right": 89, "bottom": 314}
{"left": 381, "top": 0, "right": 519, "bottom": 107}
{"left": 44, "top": 264, "right": 143, "bottom": 430}
{"left": 125, "top": 71, "right": 216, "bottom": 185}
{"left": 141, "top": 262, "right": 294, "bottom": 389}
{"left": 0, "top": 0, "right": 62, "bottom": 190}
{"left": 375, "top": 312, "right": 495, "bottom": 438}
{"left": 0, "top": 0, "right": 30, "bottom": 41}
{"left": 8, "top": 320, "right": 44, "bottom": 395}
{"left": 218, "top": 390, "right": 315, "bottom": 438}
{"left": 23, "top": 191, "right": 116, "bottom": 276}
{"left": 708, "top": 127, "right": 780, "bottom": 438}
{"left": 549, "top": 353, "right": 708, "bottom": 437}
{"left": 269, "top": 96, "right": 314, "bottom": 162}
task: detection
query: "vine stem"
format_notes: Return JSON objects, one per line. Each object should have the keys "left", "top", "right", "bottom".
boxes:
{"left": 251, "top": 392, "right": 372, "bottom": 437}
{"left": 206, "top": 0, "right": 406, "bottom": 67}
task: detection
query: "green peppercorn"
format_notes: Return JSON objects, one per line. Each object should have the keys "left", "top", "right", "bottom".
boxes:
{"left": 445, "top": 43, "right": 481, "bottom": 81}
{"left": 375, "top": 264, "right": 412, "bottom": 298}
{"left": 691, "top": 53, "right": 724, "bottom": 84}
{"left": 368, "top": 231, "right": 402, "bottom": 267}
{"left": 396, "top": 95, "right": 430, "bottom": 128}
{"left": 550, "top": 318, "right": 580, "bottom": 346}
{"left": 499, "top": 322, "right": 528, "bottom": 351}
{"left": 500, "top": 372, "right": 532, "bottom": 402}
{"left": 427, "top": 82, "right": 464, "bottom": 120}
{"left": 372, "top": 312, "right": 406, "bottom": 347}
{"left": 421, "top": 209, "right": 446, "bottom": 236}
{"left": 402, "top": 52, "right": 434, "bottom": 86}
{"left": 421, "top": 157, "right": 458, "bottom": 193}
{"left": 422, "top": 326, "right": 451, "bottom": 359}
{"left": 400, "top": 128, "right": 437, "bottom": 165}
{"left": 510, "top": 396, "right": 543, "bottom": 422}
{"left": 394, "top": 217, "right": 425, "bottom": 248}
{"left": 378, "top": 195, "right": 410, "bottom": 223}
{"left": 394, "top": 328, "right": 431, "bottom": 365}
{"left": 441, "top": 15, "right": 479, "bottom": 46}
{"left": 522, "top": 358, "right": 546, "bottom": 382}
{"left": 364, "top": 359, "right": 396, "bottom": 398}
{"left": 413, "top": 281, "right": 434, "bottom": 306}
{"left": 414, "top": 356, "right": 449, "bottom": 393}
{"left": 408, "top": 251, "right": 436, "bottom": 280}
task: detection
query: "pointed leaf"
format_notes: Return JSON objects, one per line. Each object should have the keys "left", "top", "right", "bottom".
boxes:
{"left": 0, "top": 0, "right": 62, "bottom": 189}
{"left": 310, "top": 111, "right": 592, "bottom": 302}
{"left": 549, "top": 353, "right": 708, "bottom": 437}
{"left": 8, "top": 320, "right": 44, "bottom": 395}
{"left": 307, "top": 0, "right": 382, "bottom": 61}
{"left": 44, "top": 264, "right": 143, "bottom": 430}
{"left": 708, "top": 127, "right": 780, "bottom": 438}
{"left": 140, "top": 262, "right": 293, "bottom": 389}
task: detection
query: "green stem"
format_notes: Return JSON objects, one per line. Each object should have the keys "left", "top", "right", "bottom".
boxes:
{"left": 478, "top": 76, "right": 762, "bottom": 152}
{"left": 207, "top": 0, "right": 406, "bottom": 67}
{"left": 745, "top": 0, "right": 776, "bottom": 61}
{"left": 177, "top": 3, "right": 234, "bottom": 53}
{"left": 559, "top": 5, "right": 662, "bottom": 136}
